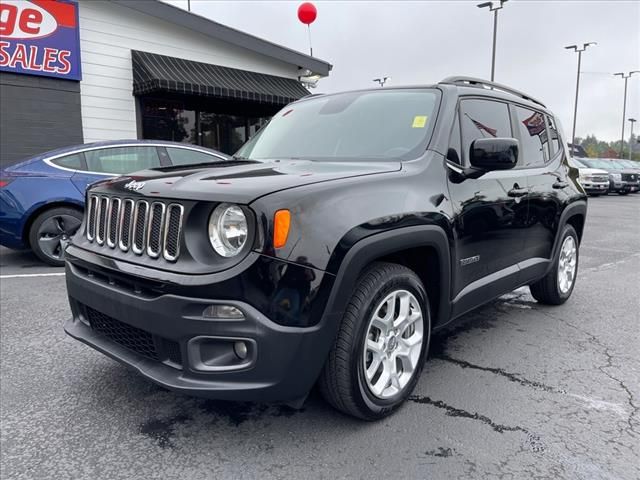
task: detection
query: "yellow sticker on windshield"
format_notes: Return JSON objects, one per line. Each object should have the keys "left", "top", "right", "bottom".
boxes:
{"left": 412, "top": 115, "right": 428, "bottom": 128}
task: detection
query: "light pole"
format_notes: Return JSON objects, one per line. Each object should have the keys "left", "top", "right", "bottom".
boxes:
{"left": 187, "top": 0, "right": 190, "bottom": 11}
{"left": 565, "top": 42, "right": 596, "bottom": 148}
{"left": 373, "top": 77, "right": 390, "bottom": 87}
{"left": 629, "top": 118, "right": 637, "bottom": 160}
{"left": 614, "top": 71, "right": 639, "bottom": 158}
{"left": 477, "top": 0, "right": 508, "bottom": 82}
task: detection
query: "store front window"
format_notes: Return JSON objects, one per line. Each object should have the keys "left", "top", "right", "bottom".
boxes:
{"left": 142, "top": 99, "right": 197, "bottom": 144}
{"left": 141, "top": 98, "right": 270, "bottom": 154}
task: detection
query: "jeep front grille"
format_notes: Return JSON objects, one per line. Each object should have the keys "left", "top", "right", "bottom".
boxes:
{"left": 86, "top": 195, "right": 183, "bottom": 262}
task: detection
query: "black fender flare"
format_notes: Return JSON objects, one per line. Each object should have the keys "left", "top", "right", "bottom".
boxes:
{"left": 550, "top": 200, "right": 587, "bottom": 265}
{"left": 321, "top": 225, "right": 452, "bottom": 330}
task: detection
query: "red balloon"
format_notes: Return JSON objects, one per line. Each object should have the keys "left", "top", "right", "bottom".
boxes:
{"left": 297, "top": 2, "right": 317, "bottom": 25}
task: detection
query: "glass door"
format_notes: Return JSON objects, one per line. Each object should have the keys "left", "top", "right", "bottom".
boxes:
{"left": 198, "top": 113, "right": 248, "bottom": 154}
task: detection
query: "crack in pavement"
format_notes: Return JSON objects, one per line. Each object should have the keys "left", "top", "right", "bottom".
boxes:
{"left": 435, "top": 354, "right": 566, "bottom": 394}
{"left": 425, "top": 447, "right": 455, "bottom": 457}
{"left": 530, "top": 306, "right": 639, "bottom": 435}
{"left": 409, "top": 395, "right": 527, "bottom": 434}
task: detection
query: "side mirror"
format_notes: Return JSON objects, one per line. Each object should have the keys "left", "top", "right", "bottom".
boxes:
{"left": 470, "top": 138, "right": 519, "bottom": 171}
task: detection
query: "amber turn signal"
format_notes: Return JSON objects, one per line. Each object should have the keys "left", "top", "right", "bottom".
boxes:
{"left": 273, "top": 209, "right": 291, "bottom": 248}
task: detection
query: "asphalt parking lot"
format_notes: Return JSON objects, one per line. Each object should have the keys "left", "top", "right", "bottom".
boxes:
{"left": 1, "top": 195, "right": 639, "bottom": 480}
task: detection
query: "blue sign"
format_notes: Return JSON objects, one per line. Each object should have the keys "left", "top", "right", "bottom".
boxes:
{"left": 0, "top": 0, "right": 81, "bottom": 81}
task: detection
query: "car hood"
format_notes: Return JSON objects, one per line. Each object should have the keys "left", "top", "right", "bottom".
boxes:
{"left": 604, "top": 168, "right": 638, "bottom": 174}
{"left": 591, "top": 167, "right": 625, "bottom": 174}
{"left": 89, "top": 159, "right": 402, "bottom": 204}
{"left": 577, "top": 167, "right": 608, "bottom": 175}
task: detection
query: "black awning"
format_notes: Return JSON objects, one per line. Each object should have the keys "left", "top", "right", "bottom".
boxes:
{"left": 131, "top": 50, "right": 309, "bottom": 105}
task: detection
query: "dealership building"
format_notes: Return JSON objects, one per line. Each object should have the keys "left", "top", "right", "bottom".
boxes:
{"left": 0, "top": 0, "right": 332, "bottom": 167}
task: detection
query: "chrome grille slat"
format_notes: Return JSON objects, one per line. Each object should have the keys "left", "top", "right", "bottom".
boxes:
{"left": 118, "top": 199, "right": 134, "bottom": 251}
{"left": 132, "top": 201, "right": 149, "bottom": 255}
{"left": 146, "top": 202, "right": 166, "bottom": 258}
{"left": 106, "top": 198, "right": 121, "bottom": 248}
{"left": 96, "top": 197, "right": 109, "bottom": 245}
{"left": 84, "top": 195, "right": 184, "bottom": 262}
{"left": 163, "top": 204, "right": 184, "bottom": 261}
{"left": 87, "top": 195, "right": 98, "bottom": 241}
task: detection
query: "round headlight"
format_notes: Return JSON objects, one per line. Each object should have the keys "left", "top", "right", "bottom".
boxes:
{"left": 208, "top": 204, "right": 248, "bottom": 257}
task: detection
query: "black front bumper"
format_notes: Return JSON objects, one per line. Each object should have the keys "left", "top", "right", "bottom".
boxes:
{"left": 64, "top": 246, "right": 338, "bottom": 403}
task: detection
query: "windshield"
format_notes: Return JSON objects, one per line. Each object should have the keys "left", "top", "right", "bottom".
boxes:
{"left": 569, "top": 158, "right": 585, "bottom": 168}
{"left": 618, "top": 160, "right": 638, "bottom": 168}
{"left": 236, "top": 89, "right": 440, "bottom": 162}
{"left": 606, "top": 160, "right": 626, "bottom": 169}
{"left": 580, "top": 159, "right": 614, "bottom": 169}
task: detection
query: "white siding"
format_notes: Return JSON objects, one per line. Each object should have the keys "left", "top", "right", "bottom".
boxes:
{"left": 78, "top": 1, "right": 300, "bottom": 143}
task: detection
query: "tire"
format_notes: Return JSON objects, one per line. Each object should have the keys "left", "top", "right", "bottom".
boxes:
{"left": 28, "top": 207, "right": 83, "bottom": 267}
{"left": 529, "top": 224, "right": 579, "bottom": 305}
{"left": 318, "top": 262, "right": 430, "bottom": 420}
{"left": 618, "top": 190, "right": 629, "bottom": 195}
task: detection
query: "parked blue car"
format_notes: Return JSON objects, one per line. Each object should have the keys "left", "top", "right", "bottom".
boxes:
{"left": 0, "top": 140, "right": 228, "bottom": 266}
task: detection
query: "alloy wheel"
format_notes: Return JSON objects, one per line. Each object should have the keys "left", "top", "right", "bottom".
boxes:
{"left": 37, "top": 214, "right": 82, "bottom": 261}
{"left": 363, "top": 289, "right": 424, "bottom": 399}
{"left": 557, "top": 236, "right": 577, "bottom": 294}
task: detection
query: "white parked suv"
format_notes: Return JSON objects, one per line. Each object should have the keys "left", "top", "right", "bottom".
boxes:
{"left": 569, "top": 157, "right": 609, "bottom": 196}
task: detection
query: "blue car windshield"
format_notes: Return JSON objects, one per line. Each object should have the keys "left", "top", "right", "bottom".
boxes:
{"left": 236, "top": 89, "right": 440, "bottom": 162}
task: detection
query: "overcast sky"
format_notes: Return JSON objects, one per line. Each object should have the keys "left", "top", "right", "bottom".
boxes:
{"left": 164, "top": 0, "right": 639, "bottom": 142}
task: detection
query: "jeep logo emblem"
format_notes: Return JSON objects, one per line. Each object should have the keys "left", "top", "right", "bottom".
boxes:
{"left": 124, "top": 180, "right": 145, "bottom": 192}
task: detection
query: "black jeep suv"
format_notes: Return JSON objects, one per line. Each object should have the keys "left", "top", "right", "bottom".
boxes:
{"left": 64, "top": 77, "right": 587, "bottom": 420}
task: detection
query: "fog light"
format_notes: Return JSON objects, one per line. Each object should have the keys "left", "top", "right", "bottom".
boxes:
{"left": 234, "top": 341, "right": 248, "bottom": 360}
{"left": 202, "top": 305, "right": 244, "bottom": 319}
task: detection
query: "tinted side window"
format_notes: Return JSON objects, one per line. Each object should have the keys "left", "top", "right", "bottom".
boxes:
{"left": 460, "top": 99, "right": 512, "bottom": 165}
{"left": 85, "top": 147, "right": 161, "bottom": 174}
{"left": 546, "top": 115, "right": 561, "bottom": 157}
{"left": 166, "top": 147, "right": 221, "bottom": 166}
{"left": 514, "top": 106, "right": 549, "bottom": 167}
{"left": 51, "top": 153, "right": 83, "bottom": 170}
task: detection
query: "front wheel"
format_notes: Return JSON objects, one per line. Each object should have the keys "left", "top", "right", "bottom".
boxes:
{"left": 28, "top": 207, "right": 83, "bottom": 266}
{"left": 529, "top": 224, "right": 579, "bottom": 305}
{"left": 318, "top": 262, "right": 430, "bottom": 420}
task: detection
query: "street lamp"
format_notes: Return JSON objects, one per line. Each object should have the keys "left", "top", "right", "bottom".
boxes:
{"left": 614, "top": 71, "right": 639, "bottom": 158}
{"left": 477, "top": 0, "right": 508, "bottom": 82}
{"left": 565, "top": 42, "right": 597, "bottom": 148}
{"left": 373, "top": 77, "right": 390, "bottom": 87}
{"left": 629, "top": 118, "right": 637, "bottom": 160}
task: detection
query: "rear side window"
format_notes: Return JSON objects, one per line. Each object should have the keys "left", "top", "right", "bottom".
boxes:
{"left": 514, "top": 106, "right": 549, "bottom": 167}
{"left": 85, "top": 146, "right": 161, "bottom": 174}
{"left": 546, "top": 115, "right": 561, "bottom": 157}
{"left": 460, "top": 99, "right": 512, "bottom": 165}
{"left": 166, "top": 147, "right": 221, "bottom": 166}
{"left": 51, "top": 153, "right": 83, "bottom": 170}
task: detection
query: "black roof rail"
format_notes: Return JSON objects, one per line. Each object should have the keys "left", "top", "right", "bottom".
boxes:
{"left": 440, "top": 76, "right": 546, "bottom": 108}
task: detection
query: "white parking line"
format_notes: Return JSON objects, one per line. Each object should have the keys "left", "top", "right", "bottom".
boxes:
{"left": 0, "top": 272, "right": 65, "bottom": 279}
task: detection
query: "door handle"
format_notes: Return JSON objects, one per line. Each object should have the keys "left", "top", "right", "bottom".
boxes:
{"left": 508, "top": 187, "right": 529, "bottom": 197}
{"left": 553, "top": 181, "right": 569, "bottom": 189}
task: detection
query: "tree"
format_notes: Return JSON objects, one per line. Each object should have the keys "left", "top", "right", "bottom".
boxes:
{"left": 585, "top": 144, "right": 599, "bottom": 158}
{"left": 576, "top": 134, "right": 640, "bottom": 160}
